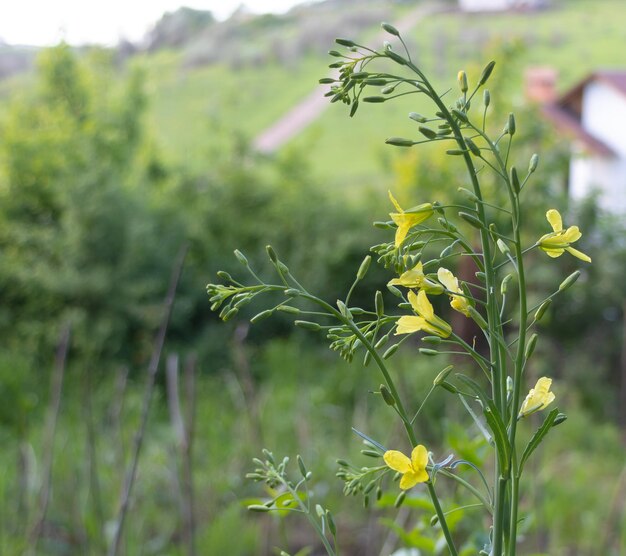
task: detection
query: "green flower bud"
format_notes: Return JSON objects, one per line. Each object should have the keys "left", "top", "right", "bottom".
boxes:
{"left": 216, "top": 270, "right": 234, "bottom": 282}
{"left": 446, "top": 149, "right": 467, "bottom": 155}
{"left": 505, "top": 112, "right": 516, "bottom": 136}
{"left": 363, "top": 96, "right": 386, "bottom": 103}
{"left": 380, "top": 384, "right": 396, "bottom": 406}
{"left": 433, "top": 365, "right": 454, "bottom": 385}
{"left": 383, "top": 344, "right": 399, "bottom": 359}
{"left": 375, "top": 290, "right": 384, "bottom": 317}
{"left": 534, "top": 299, "right": 552, "bottom": 322}
{"left": 223, "top": 307, "right": 239, "bottom": 322}
{"left": 387, "top": 284, "right": 403, "bottom": 298}
{"left": 357, "top": 255, "right": 372, "bottom": 280}
{"left": 524, "top": 333, "right": 538, "bottom": 359}
{"left": 409, "top": 112, "right": 427, "bottom": 123}
{"left": 335, "top": 38, "right": 356, "bottom": 47}
{"left": 458, "top": 211, "right": 485, "bottom": 229}
{"left": 381, "top": 22, "right": 400, "bottom": 36}
{"left": 297, "top": 455, "right": 307, "bottom": 477}
{"left": 558, "top": 270, "right": 581, "bottom": 292}
{"left": 419, "top": 348, "right": 439, "bottom": 356}
{"left": 501, "top": 274, "right": 513, "bottom": 295}
{"left": 478, "top": 60, "right": 496, "bottom": 86}
{"left": 277, "top": 305, "right": 300, "bottom": 314}
{"left": 510, "top": 166, "right": 520, "bottom": 193}
{"left": 483, "top": 89, "right": 491, "bottom": 108}
{"left": 295, "top": 320, "right": 322, "bottom": 331}
{"left": 248, "top": 505, "right": 271, "bottom": 512}
{"left": 419, "top": 126, "right": 437, "bottom": 139}
{"left": 497, "top": 238, "right": 511, "bottom": 256}
{"left": 468, "top": 306, "right": 488, "bottom": 329}
{"left": 386, "top": 50, "right": 407, "bottom": 65}
{"left": 465, "top": 137, "right": 481, "bottom": 157}
{"left": 319, "top": 77, "right": 335, "bottom": 84}
{"left": 285, "top": 288, "right": 301, "bottom": 297}
{"left": 529, "top": 153, "right": 539, "bottom": 173}
{"left": 451, "top": 108, "right": 468, "bottom": 123}
{"left": 422, "top": 335, "right": 442, "bottom": 345}
{"left": 475, "top": 271, "right": 486, "bottom": 282}
{"left": 234, "top": 249, "right": 249, "bottom": 266}
{"left": 394, "top": 491, "right": 406, "bottom": 508}
{"left": 386, "top": 137, "right": 414, "bottom": 147}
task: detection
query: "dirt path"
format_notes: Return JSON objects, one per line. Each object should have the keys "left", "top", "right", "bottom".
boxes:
{"left": 253, "top": 2, "right": 445, "bottom": 153}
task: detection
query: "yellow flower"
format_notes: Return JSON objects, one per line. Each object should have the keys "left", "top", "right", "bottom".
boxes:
{"left": 538, "top": 209, "right": 591, "bottom": 263}
{"left": 389, "top": 191, "right": 434, "bottom": 248}
{"left": 519, "top": 377, "right": 555, "bottom": 418}
{"left": 437, "top": 267, "right": 471, "bottom": 317}
{"left": 384, "top": 445, "right": 429, "bottom": 490}
{"left": 395, "top": 290, "right": 451, "bottom": 338}
{"left": 388, "top": 262, "right": 442, "bottom": 294}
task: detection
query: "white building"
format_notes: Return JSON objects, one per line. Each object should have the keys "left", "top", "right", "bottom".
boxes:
{"left": 458, "top": 0, "right": 543, "bottom": 11}
{"left": 544, "top": 71, "right": 626, "bottom": 214}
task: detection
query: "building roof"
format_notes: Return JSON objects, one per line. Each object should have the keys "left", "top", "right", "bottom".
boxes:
{"left": 543, "top": 70, "right": 626, "bottom": 157}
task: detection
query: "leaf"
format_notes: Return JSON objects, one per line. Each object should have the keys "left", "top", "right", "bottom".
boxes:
{"left": 519, "top": 408, "right": 560, "bottom": 474}
{"left": 483, "top": 404, "right": 511, "bottom": 474}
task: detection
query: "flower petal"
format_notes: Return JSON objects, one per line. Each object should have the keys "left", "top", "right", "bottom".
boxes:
{"left": 395, "top": 316, "right": 428, "bottom": 335}
{"left": 437, "top": 267, "right": 459, "bottom": 293}
{"left": 562, "top": 225, "right": 582, "bottom": 243}
{"left": 384, "top": 450, "right": 412, "bottom": 474}
{"left": 415, "top": 290, "right": 435, "bottom": 320}
{"left": 565, "top": 246, "right": 591, "bottom": 263}
{"left": 546, "top": 209, "right": 562, "bottom": 232}
{"left": 411, "top": 445, "right": 429, "bottom": 470}
{"left": 541, "top": 246, "right": 565, "bottom": 258}
{"left": 388, "top": 190, "right": 403, "bottom": 213}
{"left": 399, "top": 470, "right": 421, "bottom": 490}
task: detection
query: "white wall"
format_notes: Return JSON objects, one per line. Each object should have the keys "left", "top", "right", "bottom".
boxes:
{"left": 570, "top": 146, "right": 626, "bottom": 214}
{"left": 582, "top": 81, "right": 626, "bottom": 157}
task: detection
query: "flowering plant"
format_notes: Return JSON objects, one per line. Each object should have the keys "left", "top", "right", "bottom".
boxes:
{"left": 207, "top": 23, "right": 589, "bottom": 556}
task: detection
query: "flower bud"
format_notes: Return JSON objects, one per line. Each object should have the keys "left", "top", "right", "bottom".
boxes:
{"left": 277, "top": 305, "right": 300, "bottom": 314}
{"left": 419, "top": 348, "right": 439, "bottom": 356}
{"left": 446, "top": 149, "right": 466, "bottom": 156}
{"left": 295, "top": 320, "right": 322, "bottom": 331}
{"left": 381, "top": 22, "right": 400, "bottom": 36}
{"left": 285, "top": 288, "right": 301, "bottom": 297}
{"left": 497, "top": 238, "right": 511, "bottom": 256}
{"left": 375, "top": 290, "right": 384, "bottom": 317}
{"left": 386, "top": 50, "right": 407, "bottom": 65}
{"left": 375, "top": 334, "right": 389, "bottom": 349}
{"left": 524, "top": 333, "right": 538, "bottom": 359}
{"left": 357, "top": 255, "right": 372, "bottom": 280}
{"left": 234, "top": 249, "right": 249, "bottom": 266}
{"left": 363, "top": 96, "right": 386, "bottom": 103}
{"left": 467, "top": 306, "right": 488, "bottom": 329}
{"left": 457, "top": 70, "right": 468, "bottom": 93}
{"left": 433, "top": 365, "right": 454, "bottom": 385}
{"left": 387, "top": 284, "right": 403, "bottom": 298}
{"left": 216, "top": 270, "right": 233, "bottom": 282}
{"left": 451, "top": 108, "right": 468, "bottom": 123}
{"left": 319, "top": 77, "right": 335, "bottom": 84}
{"left": 335, "top": 38, "right": 356, "bottom": 47}
{"left": 501, "top": 274, "right": 513, "bottom": 295}
{"left": 394, "top": 491, "right": 406, "bottom": 508}
{"left": 409, "top": 112, "right": 427, "bottom": 123}
{"left": 529, "top": 153, "right": 539, "bottom": 173}
{"left": 383, "top": 344, "right": 399, "bottom": 359}
{"left": 422, "top": 335, "right": 442, "bottom": 345}
{"left": 419, "top": 126, "right": 437, "bottom": 139}
{"left": 465, "top": 137, "right": 481, "bottom": 157}
{"left": 223, "top": 307, "right": 239, "bottom": 322}
{"left": 505, "top": 112, "right": 516, "bottom": 136}
{"left": 510, "top": 166, "right": 520, "bottom": 193}
{"left": 483, "top": 89, "right": 490, "bottom": 108}
{"left": 458, "top": 211, "right": 485, "bottom": 230}
{"left": 248, "top": 505, "right": 271, "bottom": 512}
{"left": 297, "top": 455, "right": 307, "bottom": 477}
{"left": 386, "top": 137, "right": 414, "bottom": 147}
{"left": 380, "top": 384, "right": 396, "bottom": 406}
{"left": 478, "top": 60, "right": 496, "bottom": 86}
{"left": 558, "top": 270, "right": 581, "bottom": 292}
{"left": 534, "top": 299, "right": 552, "bottom": 322}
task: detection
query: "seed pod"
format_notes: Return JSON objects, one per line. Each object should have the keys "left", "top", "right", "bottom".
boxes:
{"left": 559, "top": 270, "right": 581, "bottom": 292}
{"left": 380, "top": 384, "right": 396, "bottom": 406}
{"left": 478, "top": 60, "right": 496, "bottom": 86}
{"left": 381, "top": 22, "right": 400, "bottom": 36}
{"left": 468, "top": 306, "right": 488, "bottom": 329}
{"left": 534, "top": 299, "right": 552, "bottom": 322}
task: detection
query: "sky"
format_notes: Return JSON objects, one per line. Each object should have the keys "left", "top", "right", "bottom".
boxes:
{"left": 0, "top": 1, "right": 310, "bottom": 47}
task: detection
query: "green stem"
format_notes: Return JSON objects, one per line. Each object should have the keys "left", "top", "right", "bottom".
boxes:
{"left": 427, "top": 481, "right": 459, "bottom": 556}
